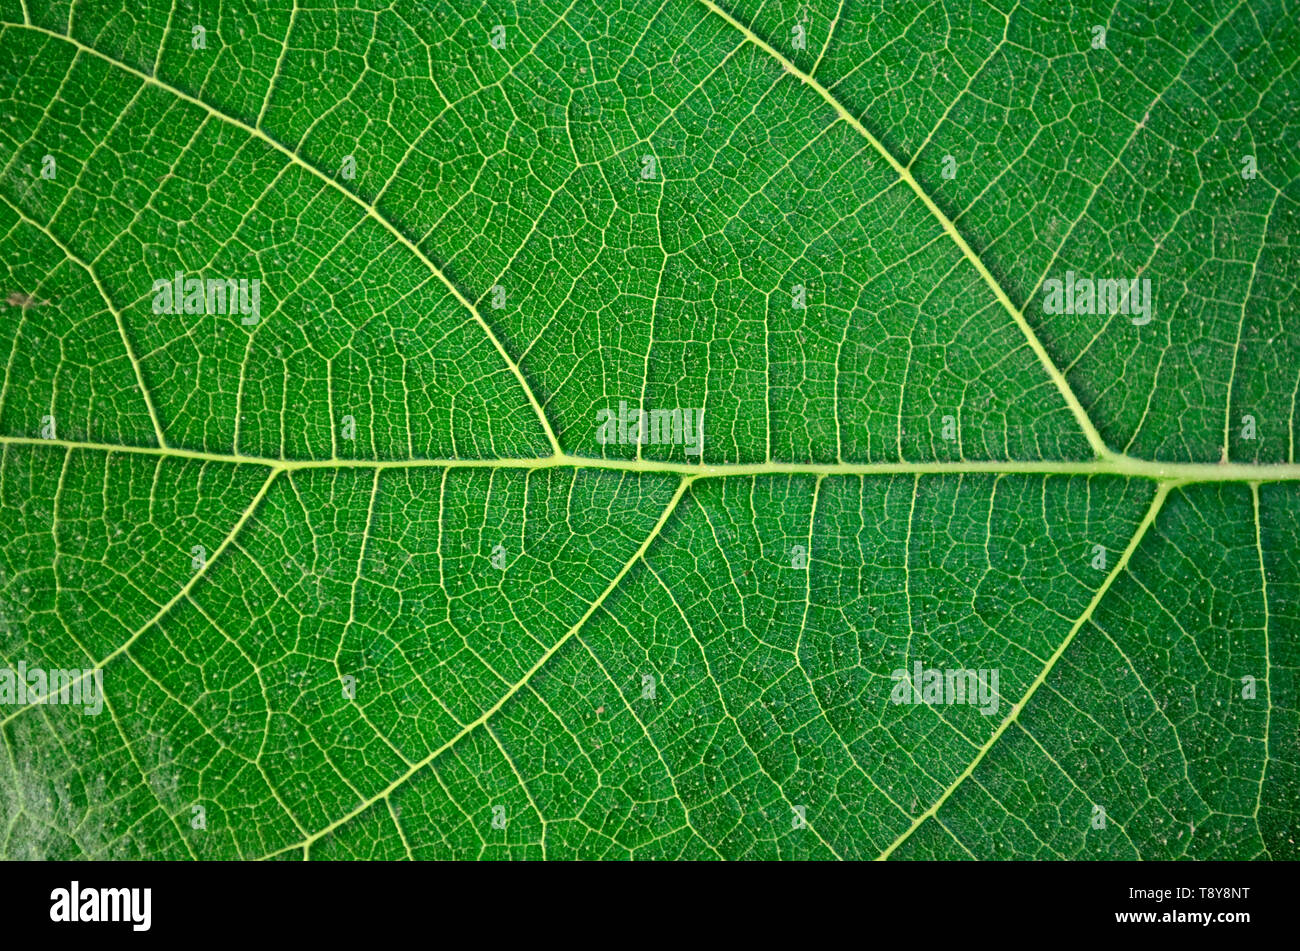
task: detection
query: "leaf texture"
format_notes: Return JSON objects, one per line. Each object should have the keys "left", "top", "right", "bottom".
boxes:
{"left": 0, "top": 0, "right": 1296, "bottom": 859}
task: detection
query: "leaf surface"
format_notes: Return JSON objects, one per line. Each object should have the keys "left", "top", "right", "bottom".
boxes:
{"left": 0, "top": 0, "right": 1295, "bottom": 859}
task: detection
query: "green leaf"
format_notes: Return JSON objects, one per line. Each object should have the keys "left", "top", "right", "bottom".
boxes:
{"left": 0, "top": 0, "right": 1295, "bottom": 859}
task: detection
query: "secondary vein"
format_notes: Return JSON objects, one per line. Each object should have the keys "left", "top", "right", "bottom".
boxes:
{"left": 2, "top": 20, "right": 563, "bottom": 457}
{"left": 694, "top": 0, "right": 1113, "bottom": 461}
{"left": 875, "top": 481, "right": 1171, "bottom": 859}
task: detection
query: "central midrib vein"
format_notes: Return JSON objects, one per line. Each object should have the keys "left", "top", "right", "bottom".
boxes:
{"left": 5, "top": 435, "right": 1299, "bottom": 484}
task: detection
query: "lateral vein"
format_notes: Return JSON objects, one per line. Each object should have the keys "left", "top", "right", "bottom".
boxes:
{"left": 259, "top": 475, "right": 694, "bottom": 859}
{"left": 0, "top": 464, "right": 281, "bottom": 727}
{"left": 2, "top": 20, "right": 563, "bottom": 457}
{"left": 876, "top": 480, "right": 1172, "bottom": 859}
{"left": 694, "top": 0, "right": 1113, "bottom": 460}
{"left": 0, "top": 191, "right": 168, "bottom": 448}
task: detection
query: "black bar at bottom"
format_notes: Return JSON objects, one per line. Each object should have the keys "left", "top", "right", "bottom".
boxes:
{"left": 0, "top": 859, "right": 1280, "bottom": 940}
